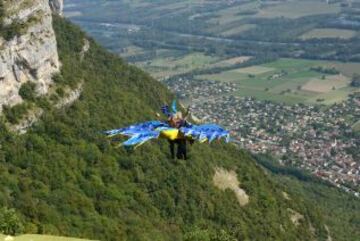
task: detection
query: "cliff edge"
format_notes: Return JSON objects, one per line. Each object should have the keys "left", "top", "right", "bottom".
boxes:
{"left": 0, "top": 0, "right": 61, "bottom": 109}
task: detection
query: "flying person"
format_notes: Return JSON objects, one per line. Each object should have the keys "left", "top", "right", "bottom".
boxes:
{"left": 165, "top": 107, "right": 191, "bottom": 160}
{"left": 104, "top": 100, "right": 230, "bottom": 159}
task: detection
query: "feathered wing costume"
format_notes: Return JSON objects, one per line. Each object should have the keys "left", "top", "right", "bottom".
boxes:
{"left": 104, "top": 102, "right": 230, "bottom": 148}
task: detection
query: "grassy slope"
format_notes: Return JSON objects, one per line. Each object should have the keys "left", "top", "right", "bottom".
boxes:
{"left": 0, "top": 17, "right": 329, "bottom": 241}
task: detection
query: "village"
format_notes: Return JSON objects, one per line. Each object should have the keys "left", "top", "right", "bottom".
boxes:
{"left": 167, "top": 78, "right": 360, "bottom": 197}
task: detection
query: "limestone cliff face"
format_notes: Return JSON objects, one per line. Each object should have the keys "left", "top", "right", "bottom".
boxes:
{"left": 49, "top": 0, "right": 63, "bottom": 16}
{"left": 0, "top": 0, "right": 61, "bottom": 109}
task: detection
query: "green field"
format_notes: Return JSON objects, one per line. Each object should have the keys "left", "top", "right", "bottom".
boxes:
{"left": 255, "top": 1, "right": 341, "bottom": 19}
{"left": 196, "top": 58, "right": 358, "bottom": 105}
{"left": 329, "top": 62, "right": 360, "bottom": 77}
{"left": 207, "top": 1, "right": 258, "bottom": 25}
{"left": 136, "top": 52, "right": 220, "bottom": 79}
{"left": 0, "top": 234, "right": 95, "bottom": 241}
{"left": 206, "top": 1, "right": 344, "bottom": 39}
{"left": 233, "top": 66, "right": 275, "bottom": 75}
{"left": 220, "top": 24, "right": 256, "bottom": 37}
{"left": 300, "top": 28, "right": 358, "bottom": 40}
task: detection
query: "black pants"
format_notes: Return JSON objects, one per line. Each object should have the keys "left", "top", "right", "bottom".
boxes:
{"left": 169, "top": 139, "right": 187, "bottom": 160}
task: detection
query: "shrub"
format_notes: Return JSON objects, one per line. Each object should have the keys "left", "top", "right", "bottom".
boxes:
{"left": 56, "top": 87, "right": 65, "bottom": 97}
{"left": 2, "top": 103, "right": 29, "bottom": 124}
{"left": 19, "top": 82, "right": 36, "bottom": 101}
{"left": 0, "top": 207, "right": 23, "bottom": 235}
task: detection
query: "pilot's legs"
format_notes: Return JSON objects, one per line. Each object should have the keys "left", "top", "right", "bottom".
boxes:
{"left": 182, "top": 140, "right": 187, "bottom": 160}
{"left": 169, "top": 140, "right": 175, "bottom": 159}
{"left": 177, "top": 139, "right": 187, "bottom": 160}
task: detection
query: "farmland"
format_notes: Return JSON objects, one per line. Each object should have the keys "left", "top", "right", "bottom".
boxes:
{"left": 135, "top": 53, "right": 254, "bottom": 80}
{"left": 130, "top": 52, "right": 360, "bottom": 105}
{"left": 207, "top": 1, "right": 258, "bottom": 26}
{"left": 300, "top": 28, "right": 358, "bottom": 40}
{"left": 220, "top": 24, "right": 256, "bottom": 37}
{"left": 254, "top": 1, "right": 341, "bottom": 19}
{"left": 65, "top": 0, "right": 360, "bottom": 105}
{"left": 195, "top": 58, "right": 359, "bottom": 105}
{"left": 136, "top": 52, "right": 220, "bottom": 79}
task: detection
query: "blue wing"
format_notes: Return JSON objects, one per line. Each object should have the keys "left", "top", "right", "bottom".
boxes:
{"left": 104, "top": 121, "right": 169, "bottom": 147}
{"left": 104, "top": 121, "right": 230, "bottom": 148}
{"left": 180, "top": 124, "right": 230, "bottom": 143}
{"left": 122, "top": 131, "right": 160, "bottom": 147}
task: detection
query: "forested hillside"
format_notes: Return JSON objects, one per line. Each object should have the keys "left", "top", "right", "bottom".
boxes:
{"left": 255, "top": 155, "right": 360, "bottom": 241}
{"left": 0, "top": 16, "right": 331, "bottom": 241}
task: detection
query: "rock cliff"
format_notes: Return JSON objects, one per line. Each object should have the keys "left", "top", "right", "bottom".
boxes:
{"left": 49, "top": 0, "right": 63, "bottom": 16}
{"left": 0, "top": 0, "right": 61, "bottom": 110}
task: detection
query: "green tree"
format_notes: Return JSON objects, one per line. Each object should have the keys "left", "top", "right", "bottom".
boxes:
{"left": 0, "top": 207, "right": 23, "bottom": 235}
{"left": 19, "top": 82, "right": 36, "bottom": 101}
{"left": 184, "top": 229, "right": 211, "bottom": 241}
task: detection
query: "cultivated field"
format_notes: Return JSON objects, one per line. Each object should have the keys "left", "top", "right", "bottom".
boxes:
{"left": 207, "top": 1, "right": 258, "bottom": 25}
{"left": 329, "top": 62, "right": 360, "bottom": 77}
{"left": 300, "top": 28, "right": 358, "bottom": 40}
{"left": 134, "top": 52, "right": 253, "bottom": 80}
{"left": 210, "top": 56, "right": 252, "bottom": 67}
{"left": 136, "top": 52, "right": 220, "bottom": 79}
{"left": 233, "top": 66, "right": 275, "bottom": 75}
{"left": 196, "top": 58, "right": 358, "bottom": 105}
{"left": 220, "top": 24, "right": 256, "bottom": 37}
{"left": 301, "top": 75, "right": 349, "bottom": 93}
{"left": 205, "top": 0, "right": 343, "bottom": 36}
{"left": 255, "top": 1, "right": 341, "bottom": 19}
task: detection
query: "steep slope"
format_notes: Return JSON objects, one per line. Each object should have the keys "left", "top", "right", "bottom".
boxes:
{"left": 0, "top": 0, "right": 60, "bottom": 108}
{"left": 0, "top": 17, "right": 329, "bottom": 241}
{"left": 254, "top": 155, "right": 360, "bottom": 241}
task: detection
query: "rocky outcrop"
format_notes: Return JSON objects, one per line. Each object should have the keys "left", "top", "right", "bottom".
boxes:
{"left": 287, "top": 208, "right": 304, "bottom": 226}
{"left": 8, "top": 107, "right": 43, "bottom": 134}
{"left": 55, "top": 82, "right": 83, "bottom": 109}
{"left": 49, "top": 0, "right": 63, "bottom": 16}
{"left": 80, "top": 38, "right": 90, "bottom": 61}
{"left": 213, "top": 167, "right": 250, "bottom": 206}
{"left": 0, "top": 0, "right": 61, "bottom": 110}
